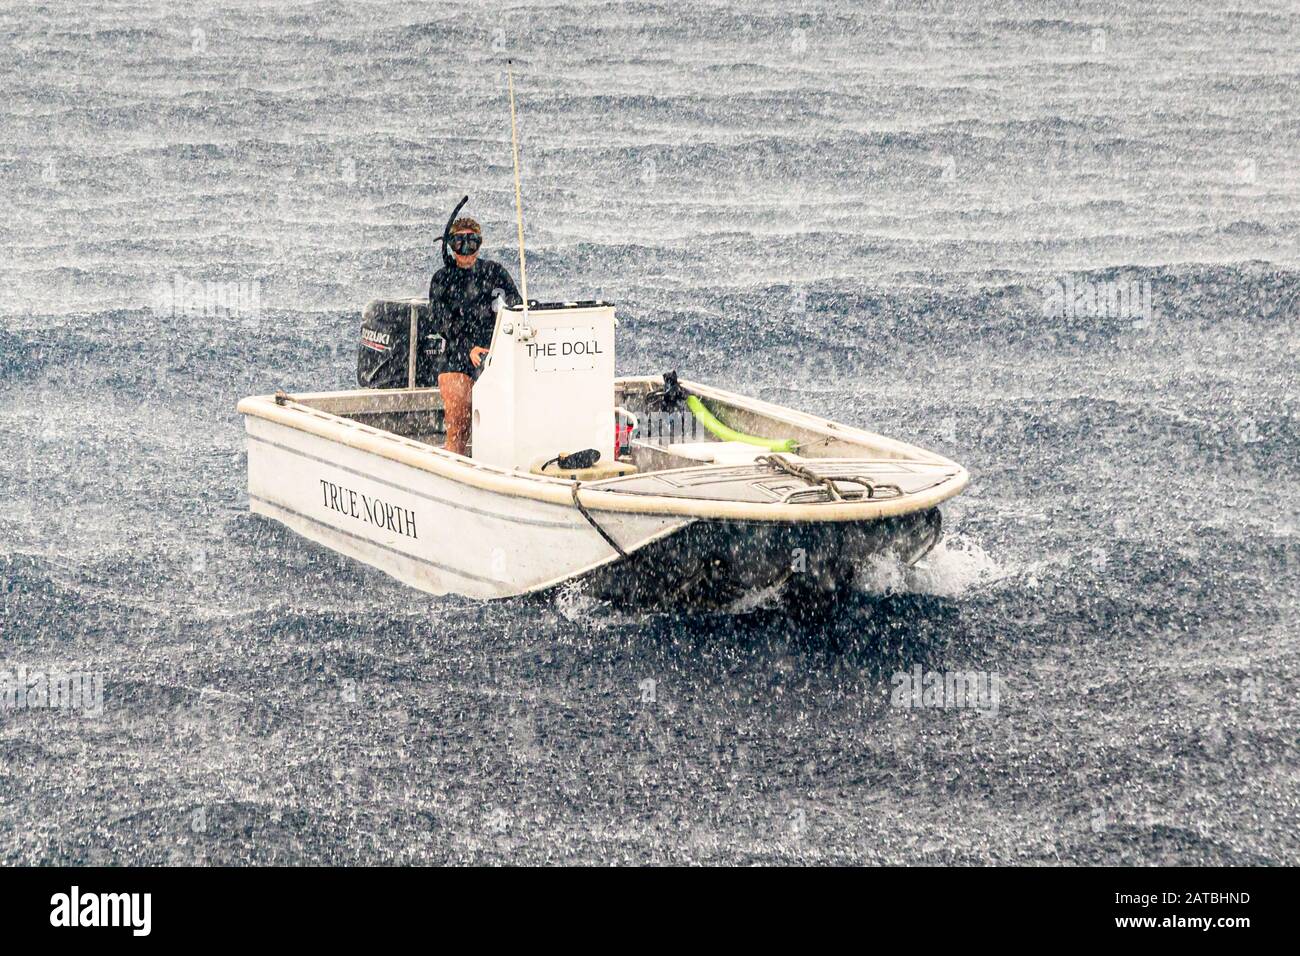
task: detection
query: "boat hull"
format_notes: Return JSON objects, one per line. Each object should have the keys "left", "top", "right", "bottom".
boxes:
{"left": 238, "top": 379, "right": 968, "bottom": 605}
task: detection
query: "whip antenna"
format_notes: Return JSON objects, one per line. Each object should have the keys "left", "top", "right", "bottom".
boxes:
{"left": 507, "top": 61, "right": 530, "bottom": 330}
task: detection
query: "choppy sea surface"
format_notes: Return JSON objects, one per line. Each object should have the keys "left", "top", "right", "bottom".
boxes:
{"left": 1, "top": 1, "right": 1297, "bottom": 863}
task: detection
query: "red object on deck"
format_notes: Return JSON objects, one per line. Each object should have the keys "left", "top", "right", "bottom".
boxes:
{"left": 615, "top": 421, "right": 633, "bottom": 458}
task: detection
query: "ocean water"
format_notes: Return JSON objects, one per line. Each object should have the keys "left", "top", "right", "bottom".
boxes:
{"left": 1, "top": 0, "right": 1297, "bottom": 863}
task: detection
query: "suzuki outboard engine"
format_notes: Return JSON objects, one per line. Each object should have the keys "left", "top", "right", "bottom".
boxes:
{"left": 356, "top": 298, "right": 443, "bottom": 389}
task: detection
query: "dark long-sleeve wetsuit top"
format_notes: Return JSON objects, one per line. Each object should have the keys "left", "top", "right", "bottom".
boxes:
{"left": 427, "top": 258, "right": 522, "bottom": 376}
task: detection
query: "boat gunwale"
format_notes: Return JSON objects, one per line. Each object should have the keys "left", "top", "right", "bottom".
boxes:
{"left": 238, "top": 378, "right": 970, "bottom": 523}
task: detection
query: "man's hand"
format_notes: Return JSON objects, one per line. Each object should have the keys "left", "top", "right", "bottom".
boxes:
{"left": 470, "top": 346, "right": 490, "bottom": 368}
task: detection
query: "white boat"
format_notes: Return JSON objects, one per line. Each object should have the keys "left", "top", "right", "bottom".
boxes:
{"left": 238, "top": 298, "right": 968, "bottom": 606}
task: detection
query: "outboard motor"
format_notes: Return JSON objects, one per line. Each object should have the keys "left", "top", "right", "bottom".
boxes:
{"left": 356, "top": 298, "right": 443, "bottom": 389}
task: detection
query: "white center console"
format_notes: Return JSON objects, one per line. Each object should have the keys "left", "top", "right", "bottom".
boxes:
{"left": 471, "top": 300, "right": 616, "bottom": 472}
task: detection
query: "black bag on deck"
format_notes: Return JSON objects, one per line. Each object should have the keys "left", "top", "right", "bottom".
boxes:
{"left": 356, "top": 298, "right": 444, "bottom": 388}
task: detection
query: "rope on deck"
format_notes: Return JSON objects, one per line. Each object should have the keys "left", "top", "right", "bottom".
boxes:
{"left": 756, "top": 453, "right": 903, "bottom": 502}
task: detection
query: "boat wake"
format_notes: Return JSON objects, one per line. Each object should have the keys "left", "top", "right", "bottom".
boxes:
{"left": 552, "top": 578, "right": 605, "bottom": 623}
{"left": 853, "top": 533, "right": 1015, "bottom": 599}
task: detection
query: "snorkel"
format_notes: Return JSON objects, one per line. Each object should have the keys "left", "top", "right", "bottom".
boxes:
{"left": 438, "top": 194, "right": 470, "bottom": 268}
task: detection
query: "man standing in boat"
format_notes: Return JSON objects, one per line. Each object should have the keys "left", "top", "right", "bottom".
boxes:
{"left": 429, "top": 217, "right": 522, "bottom": 456}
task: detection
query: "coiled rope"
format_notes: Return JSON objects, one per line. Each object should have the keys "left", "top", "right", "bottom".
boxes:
{"left": 755, "top": 453, "right": 903, "bottom": 502}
